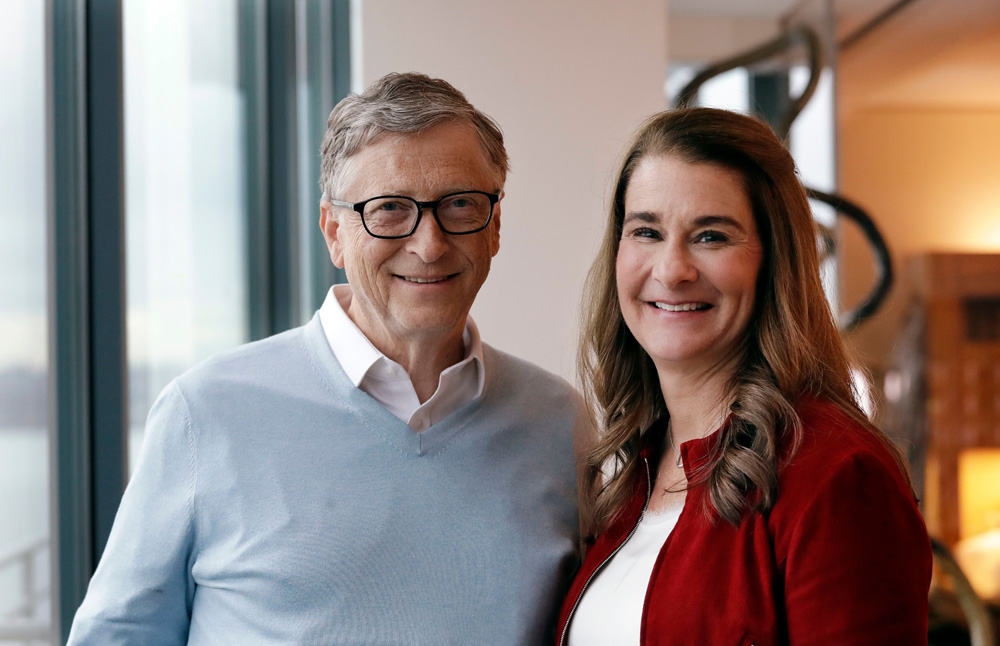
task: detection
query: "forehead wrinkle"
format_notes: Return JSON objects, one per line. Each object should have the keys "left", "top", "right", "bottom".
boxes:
{"left": 335, "top": 123, "right": 502, "bottom": 209}
{"left": 355, "top": 150, "right": 492, "bottom": 200}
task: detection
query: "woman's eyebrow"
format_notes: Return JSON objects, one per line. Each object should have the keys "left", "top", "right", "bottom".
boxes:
{"left": 693, "top": 214, "right": 747, "bottom": 232}
{"left": 623, "top": 211, "right": 658, "bottom": 225}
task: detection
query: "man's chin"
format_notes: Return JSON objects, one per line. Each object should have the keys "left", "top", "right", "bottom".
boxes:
{"left": 392, "top": 309, "right": 469, "bottom": 336}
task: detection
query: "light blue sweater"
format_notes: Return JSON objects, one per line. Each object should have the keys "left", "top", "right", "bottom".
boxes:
{"left": 68, "top": 315, "right": 584, "bottom": 645}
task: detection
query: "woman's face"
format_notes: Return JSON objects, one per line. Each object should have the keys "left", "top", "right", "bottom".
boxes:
{"left": 616, "top": 154, "right": 764, "bottom": 377}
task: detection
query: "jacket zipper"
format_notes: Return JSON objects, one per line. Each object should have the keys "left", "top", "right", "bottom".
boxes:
{"left": 558, "top": 457, "right": 652, "bottom": 646}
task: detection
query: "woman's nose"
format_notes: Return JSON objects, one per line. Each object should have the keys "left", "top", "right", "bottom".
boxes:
{"left": 652, "top": 245, "right": 698, "bottom": 287}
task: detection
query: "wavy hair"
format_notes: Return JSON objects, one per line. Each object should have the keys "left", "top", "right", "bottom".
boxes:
{"left": 580, "top": 107, "right": 907, "bottom": 531}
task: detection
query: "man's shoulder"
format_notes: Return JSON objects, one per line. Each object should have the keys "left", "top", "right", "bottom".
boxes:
{"left": 173, "top": 320, "right": 322, "bottom": 396}
{"left": 483, "top": 344, "right": 576, "bottom": 393}
{"left": 481, "top": 344, "right": 584, "bottom": 416}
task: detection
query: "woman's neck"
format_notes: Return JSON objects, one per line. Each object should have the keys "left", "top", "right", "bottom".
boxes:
{"left": 657, "top": 361, "right": 737, "bottom": 444}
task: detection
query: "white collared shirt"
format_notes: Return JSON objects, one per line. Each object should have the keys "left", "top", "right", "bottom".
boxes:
{"left": 318, "top": 284, "right": 485, "bottom": 431}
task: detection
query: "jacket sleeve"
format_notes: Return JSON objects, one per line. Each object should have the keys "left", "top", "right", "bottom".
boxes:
{"left": 67, "top": 381, "right": 197, "bottom": 646}
{"left": 782, "top": 449, "right": 932, "bottom": 645}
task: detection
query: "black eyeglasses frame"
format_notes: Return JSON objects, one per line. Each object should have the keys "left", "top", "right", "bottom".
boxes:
{"left": 328, "top": 190, "right": 500, "bottom": 239}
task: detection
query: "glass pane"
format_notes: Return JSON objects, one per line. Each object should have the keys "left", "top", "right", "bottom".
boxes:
{"left": 124, "top": 0, "right": 249, "bottom": 471}
{"left": 301, "top": 0, "right": 348, "bottom": 315}
{"left": 0, "top": 0, "right": 52, "bottom": 643}
{"left": 666, "top": 64, "right": 751, "bottom": 114}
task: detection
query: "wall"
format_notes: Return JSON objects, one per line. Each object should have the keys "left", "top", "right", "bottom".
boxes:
{"left": 352, "top": 0, "right": 669, "bottom": 382}
{"left": 839, "top": 108, "right": 1000, "bottom": 383}
{"left": 668, "top": 12, "right": 780, "bottom": 64}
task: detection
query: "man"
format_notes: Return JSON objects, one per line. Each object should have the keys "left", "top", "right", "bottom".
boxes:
{"left": 68, "top": 73, "right": 590, "bottom": 645}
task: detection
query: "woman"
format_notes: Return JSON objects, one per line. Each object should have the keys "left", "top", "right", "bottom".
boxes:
{"left": 557, "top": 108, "right": 931, "bottom": 645}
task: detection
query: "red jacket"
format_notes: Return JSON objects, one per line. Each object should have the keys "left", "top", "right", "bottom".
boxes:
{"left": 557, "top": 399, "right": 932, "bottom": 646}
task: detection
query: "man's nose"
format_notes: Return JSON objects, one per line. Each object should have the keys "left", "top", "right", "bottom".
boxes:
{"left": 405, "top": 208, "right": 449, "bottom": 262}
{"left": 652, "top": 244, "right": 698, "bottom": 287}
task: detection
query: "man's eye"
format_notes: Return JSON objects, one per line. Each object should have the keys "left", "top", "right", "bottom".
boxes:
{"left": 369, "top": 199, "right": 412, "bottom": 214}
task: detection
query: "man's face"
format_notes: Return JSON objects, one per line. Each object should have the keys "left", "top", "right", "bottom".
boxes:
{"left": 320, "top": 122, "right": 502, "bottom": 354}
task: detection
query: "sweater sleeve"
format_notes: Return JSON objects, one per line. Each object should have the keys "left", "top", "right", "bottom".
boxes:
{"left": 67, "top": 381, "right": 197, "bottom": 646}
{"left": 782, "top": 449, "right": 932, "bottom": 645}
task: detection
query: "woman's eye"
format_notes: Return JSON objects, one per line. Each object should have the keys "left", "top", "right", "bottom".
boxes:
{"left": 626, "top": 226, "right": 660, "bottom": 239}
{"left": 695, "top": 230, "right": 729, "bottom": 243}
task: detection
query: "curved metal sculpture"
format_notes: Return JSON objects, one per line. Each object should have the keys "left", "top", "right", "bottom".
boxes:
{"left": 675, "top": 25, "right": 822, "bottom": 140}
{"left": 672, "top": 24, "right": 893, "bottom": 331}
{"left": 931, "top": 538, "right": 996, "bottom": 646}
{"left": 806, "top": 189, "right": 893, "bottom": 332}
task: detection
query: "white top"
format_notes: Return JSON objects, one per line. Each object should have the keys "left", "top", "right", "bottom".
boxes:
{"left": 567, "top": 498, "right": 684, "bottom": 646}
{"left": 318, "top": 284, "right": 485, "bottom": 431}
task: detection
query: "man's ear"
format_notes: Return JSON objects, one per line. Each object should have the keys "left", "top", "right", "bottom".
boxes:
{"left": 489, "top": 194, "right": 502, "bottom": 257}
{"left": 319, "top": 201, "right": 346, "bottom": 268}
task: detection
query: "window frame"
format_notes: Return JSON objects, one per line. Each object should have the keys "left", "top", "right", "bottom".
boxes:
{"left": 46, "top": 0, "right": 349, "bottom": 640}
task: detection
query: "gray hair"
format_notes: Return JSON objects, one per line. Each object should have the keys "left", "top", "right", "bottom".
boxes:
{"left": 319, "top": 72, "right": 509, "bottom": 200}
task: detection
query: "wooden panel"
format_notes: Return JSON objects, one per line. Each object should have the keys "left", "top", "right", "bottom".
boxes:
{"left": 908, "top": 253, "right": 1000, "bottom": 299}
{"left": 899, "top": 253, "right": 1000, "bottom": 549}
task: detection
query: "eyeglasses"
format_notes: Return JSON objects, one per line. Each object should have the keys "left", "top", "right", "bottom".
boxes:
{"left": 328, "top": 190, "right": 500, "bottom": 239}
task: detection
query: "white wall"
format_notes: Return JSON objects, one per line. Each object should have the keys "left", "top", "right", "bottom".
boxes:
{"left": 353, "top": 0, "right": 669, "bottom": 382}
{"left": 667, "top": 13, "right": 780, "bottom": 65}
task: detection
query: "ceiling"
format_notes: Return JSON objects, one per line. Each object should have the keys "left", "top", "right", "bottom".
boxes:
{"left": 837, "top": 0, "right": 1000, "bottom": 111}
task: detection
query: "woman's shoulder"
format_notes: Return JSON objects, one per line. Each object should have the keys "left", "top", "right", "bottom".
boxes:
{"left": 768, "top": 400, "right": 932, "bottom": 640}
{"left": 781, "top": 397, "right": 900, "bottom": 478}
{"left": 772, "top": 397, "right": 915, "bottom": 517}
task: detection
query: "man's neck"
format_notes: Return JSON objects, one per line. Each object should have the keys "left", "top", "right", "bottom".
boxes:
{"left": 383, "top": 333, "right": 466, "bottom": 403}
{"left": 345, "top": 303, "right": 468, "bottom": 404}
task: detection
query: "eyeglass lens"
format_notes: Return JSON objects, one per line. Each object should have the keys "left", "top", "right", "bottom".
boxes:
{"left": 363, "top": 192, "right": 492, "bottom": 237}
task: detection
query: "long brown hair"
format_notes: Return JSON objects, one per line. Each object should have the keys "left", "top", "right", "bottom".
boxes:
{"left": 580, "top": 107, "right": 906, "bottom": 531}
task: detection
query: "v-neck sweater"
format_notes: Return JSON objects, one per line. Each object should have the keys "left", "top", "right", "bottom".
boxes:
{"left": 68, "top": 315, "right": 585, "bottom": 645}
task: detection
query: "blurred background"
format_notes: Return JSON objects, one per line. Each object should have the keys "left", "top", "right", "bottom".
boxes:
{"left": 2, "top": 0, "right": 998, "bottom": 643}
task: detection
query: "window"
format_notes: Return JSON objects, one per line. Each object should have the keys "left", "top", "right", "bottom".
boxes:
{"left": 0, "top": 0, "right": 51, "bottom": 643}
{"left": 25, "top": 2, "right": 349, "bottom": 641}
{"left": 123, "top": 0, "right": 250, "bottom": 469}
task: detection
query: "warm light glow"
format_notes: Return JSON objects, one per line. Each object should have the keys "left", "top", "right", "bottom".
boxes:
{"left": 925, "top": 455, "right": 941, "bottom": 539}
{"left": 959, "top": 448, "right": 1000, "bottom": 540}
{"left": 956, "top": 448, "right": 1000, "bottom": 602}
{"left": 951, "top": 193, "right": 1000, "bottom": 250}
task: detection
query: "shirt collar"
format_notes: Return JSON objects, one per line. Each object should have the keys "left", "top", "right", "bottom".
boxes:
{"left": 318, "top": 284, "right": 484, "bottom": 392}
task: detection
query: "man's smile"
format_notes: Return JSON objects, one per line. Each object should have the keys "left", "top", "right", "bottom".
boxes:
{"left": 397, "top": 272, "right": 459, "bottom": 284}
